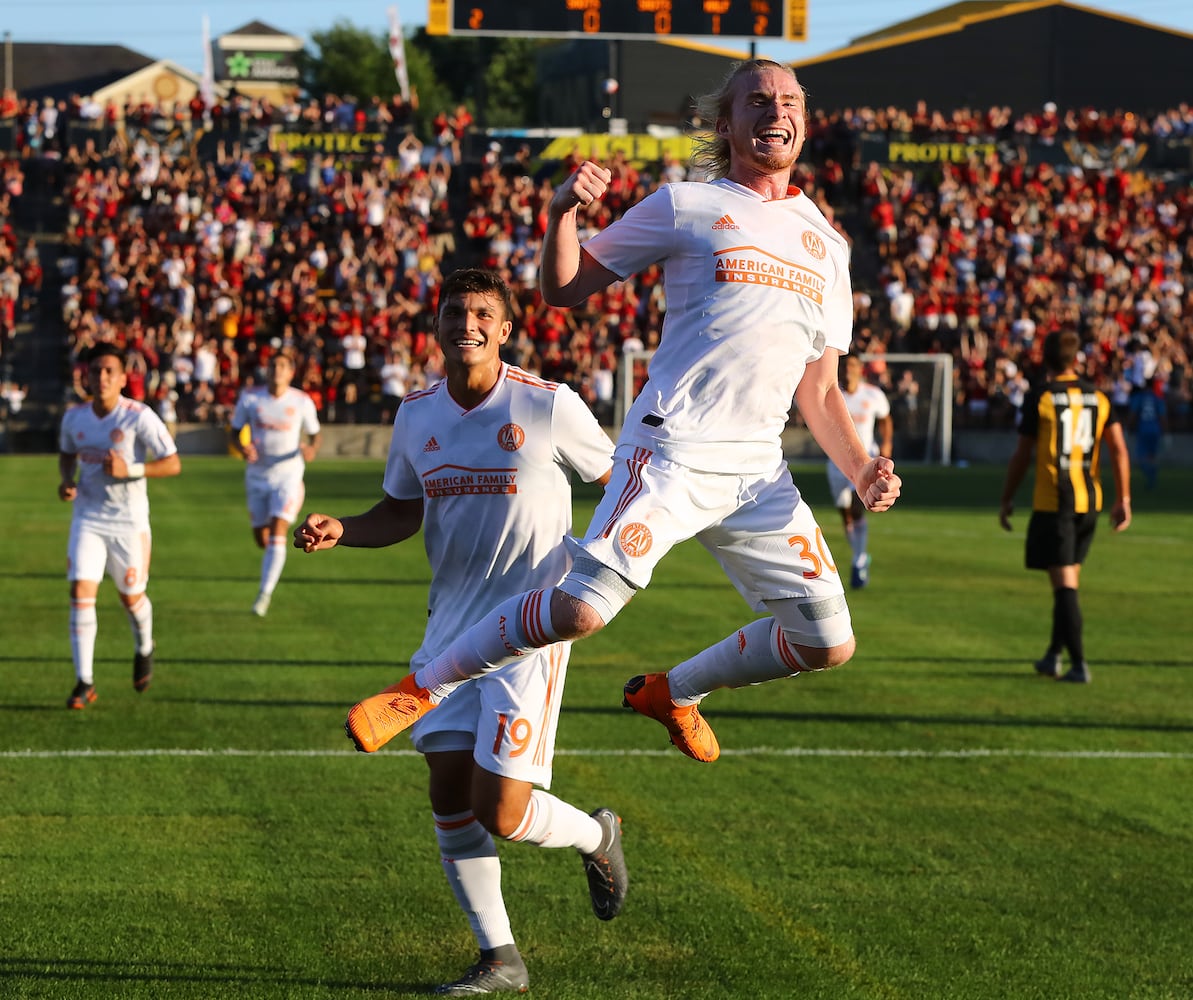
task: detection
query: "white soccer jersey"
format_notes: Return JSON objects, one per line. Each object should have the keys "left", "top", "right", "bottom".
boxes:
{"left": 842, "top": 382, "right": 891, "bottom": 456}
{"left": 384, "top": 364, "right": 613, "bottom": 661}
{"left": 583, "top": 178, "right": 854, "bottom": 473}
{"left": 59, "top": 398, "right": 178, "bottom": 528}
{"left": 231, "top": 385, "right": 320, "bottom": 483}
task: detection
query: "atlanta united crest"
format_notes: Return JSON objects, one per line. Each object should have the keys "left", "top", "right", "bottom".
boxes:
{"left": 618, "top": 522, "right": 653, "bottom": 558}
{"left": 497, "top": 423, "right": 525, "bottom": 451}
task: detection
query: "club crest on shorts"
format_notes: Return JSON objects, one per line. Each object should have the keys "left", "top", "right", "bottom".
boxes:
{"left": 497, "top": 423, "right": 525, "bottom": 451}
{"left": 618, "top": 522, "right": 652, "bottom": 558}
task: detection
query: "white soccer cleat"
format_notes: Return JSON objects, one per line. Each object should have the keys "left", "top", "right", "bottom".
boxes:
{"left": 252, "top": 593, "right": 271, "bottom": 617}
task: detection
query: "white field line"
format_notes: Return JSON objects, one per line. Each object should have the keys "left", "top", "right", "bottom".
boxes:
{"left": 1, "top": 747, "right": 1191, "bottom": 760}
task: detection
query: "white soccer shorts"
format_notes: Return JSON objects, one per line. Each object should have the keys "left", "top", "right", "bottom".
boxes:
{"left": 410, "top": 642, "right": 570, "bottom": 789}
{"left": 67, "top": 520, "right": 152, "bottom": 595}
{"left": 826, "top": 461, "right": 857, "bottom": 509}
{"left": 245, "top": 470, "right": 305, "bottom": 528}
{"left": 577, "top": 446, "right": 851, "bottom": 644}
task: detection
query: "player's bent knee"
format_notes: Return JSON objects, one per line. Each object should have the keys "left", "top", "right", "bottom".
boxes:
{"left": 766, "top": 595, "right": 854, "bottom": 657}
{"left": 557, "top": 556, "right": 637, "bottom": 634}
{"left": 549, "top": 592, "right": 608, "bottom": 641}
{"left": 473, "top": 787, "right": 532, "bottom": 839}
{"left": 489, "top": 804, "right": 528, "bottom": 840}
{"left": 790, "top": 634, "right": 856, "bottom": 671}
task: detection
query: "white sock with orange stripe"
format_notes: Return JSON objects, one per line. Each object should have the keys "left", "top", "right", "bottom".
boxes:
{"left": 259, "top": 535, "right": 288, "bottom": 597}
{"left": 434, "top": 811, "right": 514, "bottom": 950}
{"left": 667, "top": 617, "right": 806, "bottom": 704}
{"left": 125, "top": 594, "right": 154, "bottom": 655}
{"left": 848, "top": 519, "right": 869, "bottom": 567}
{"left": 415, "top": 589, "right": 560, "bottom": 696}
{"left": 506, "top": 789, "right": 602, "bottom": 854}
{"left": 70, "top": 598, "right": 98, "bottom": 684}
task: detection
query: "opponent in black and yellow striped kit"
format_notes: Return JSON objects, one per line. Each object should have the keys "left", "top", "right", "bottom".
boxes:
{"left": 1019, "top": 374, "right": 1115, "bottom": 570}
{"left": 998, "top": 331, "right": 1131, "bottom": 684}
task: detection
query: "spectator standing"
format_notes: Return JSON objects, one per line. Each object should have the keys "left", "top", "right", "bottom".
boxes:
{"left": 1, "top": 378, "right": 28, "bottom": 421}
{"left": 340, "top": 325, "right": 369, "bottom": 409}
{"left": 378, "top": 345, "right": 410, "bottom": 424}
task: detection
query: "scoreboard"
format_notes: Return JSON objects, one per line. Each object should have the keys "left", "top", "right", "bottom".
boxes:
{"left": 427, "top": 1, "right": 809, "bottom": 42}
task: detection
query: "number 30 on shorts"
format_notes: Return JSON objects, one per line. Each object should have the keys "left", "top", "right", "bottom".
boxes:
{"left": 787, "top": 528, "right": 837, "bottom": 579}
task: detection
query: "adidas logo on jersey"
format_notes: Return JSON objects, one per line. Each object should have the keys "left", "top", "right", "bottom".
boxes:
{"left": 712, "top": 214, "right": 740, "bottom": 230}
{"left": 423, "top": 436, "right": 441, "bottom": 453}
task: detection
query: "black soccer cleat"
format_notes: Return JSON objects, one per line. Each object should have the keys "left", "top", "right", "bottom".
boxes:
{"left": 67, "top": 681, "right": 97, "bottom": 710}
{"left": 133, "top": 646, "right": 154, "bottom": 692}
{"left": 1059, "top": 662, "right": 1091, "bottom": 684}
{"left": 1033, "top": 654, "right": 1062, "bottom": 678}
{"left": 581, "top": 807, "right": 628, "bottom": 921}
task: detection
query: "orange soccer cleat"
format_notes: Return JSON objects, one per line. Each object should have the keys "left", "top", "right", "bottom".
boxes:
{"left": 622, "top": 672, "right": 720, "bottom": 763}
{"left": 344, "top": 673, "right": 437, "bottom": 753}
{"left": 67, "top": 681, "right": 97, "bottom": 710}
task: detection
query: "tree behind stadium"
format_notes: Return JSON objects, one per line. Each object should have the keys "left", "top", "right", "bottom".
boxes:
{"left": 300, "top": 21, "right": 544, "bottom": 134}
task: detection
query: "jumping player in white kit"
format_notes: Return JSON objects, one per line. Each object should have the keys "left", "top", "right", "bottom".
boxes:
{"left": 344, "top": 59, "right": 903, "bottom": 764}
{"left": 58, "top": 342, "right": 181, "bottom": 709}
{"left": 295, "top": 269, "right": 624, "bottom": 995}
{"left": 826, "top": 353, "right": 892, "bottom": 589}
{"left": 230, "top": 352, "right": 321, "bottom": 617}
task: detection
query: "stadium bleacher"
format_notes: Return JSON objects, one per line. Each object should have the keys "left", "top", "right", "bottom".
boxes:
{"left": 0, "top": 91, "right": 1188, "bottom": 451}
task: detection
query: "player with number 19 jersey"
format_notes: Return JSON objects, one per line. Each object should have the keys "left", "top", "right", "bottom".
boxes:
{"left": 384, "top": 364, "right": 613, "bottom": 665}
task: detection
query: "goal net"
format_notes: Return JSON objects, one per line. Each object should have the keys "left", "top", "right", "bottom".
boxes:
{"left": 615, "top": 351, "right": 953, "bottom": 465}
{"left": 860, "top": 353, "right": 953, "bottom": 465}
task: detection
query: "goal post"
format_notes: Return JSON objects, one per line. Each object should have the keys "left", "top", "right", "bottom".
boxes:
{"left": 616, "top": 350, "right": 953, "bottom": 465}
{"left": 861, "top": 353, "right": 953, "bottom": 465}
{"left": 615, "top": 350, "right": 654, "bottom": 433}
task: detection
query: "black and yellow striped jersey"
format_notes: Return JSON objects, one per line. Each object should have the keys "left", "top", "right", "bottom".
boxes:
{"left": 1019, "top": 374, "right": 1116, "bottom": 514}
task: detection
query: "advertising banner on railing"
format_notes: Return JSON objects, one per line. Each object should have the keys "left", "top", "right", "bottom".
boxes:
{"left": 858, "top": 134, "right": 1193, "bottom": 172}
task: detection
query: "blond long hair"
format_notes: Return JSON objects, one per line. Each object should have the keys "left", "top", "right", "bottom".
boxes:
{"left": 689, "top": 59, "right": 804, "bottom": 181}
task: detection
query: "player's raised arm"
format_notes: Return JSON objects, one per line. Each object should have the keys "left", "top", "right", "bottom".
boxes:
{"left": 540, "top": 161, "right": 618, "bottom": 307}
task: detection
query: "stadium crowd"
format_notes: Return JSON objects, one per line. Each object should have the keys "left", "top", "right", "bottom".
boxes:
{"left": 1, "top": 87, "right": 1189, "bottom": 435}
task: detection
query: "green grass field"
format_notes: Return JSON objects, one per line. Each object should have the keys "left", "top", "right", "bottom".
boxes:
{"left": 1, "top": 453, "right": 1190, "bottom": 1000}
